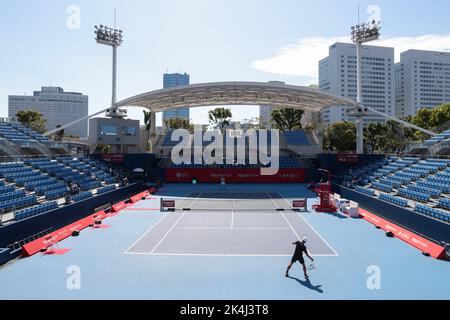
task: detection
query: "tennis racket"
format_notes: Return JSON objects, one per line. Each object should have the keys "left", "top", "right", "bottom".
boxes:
{"left": 307, "top": 263, "right": 316, "bottom": 271}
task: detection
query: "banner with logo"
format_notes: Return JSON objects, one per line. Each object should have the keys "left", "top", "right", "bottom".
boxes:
{"left": 101, "top": 153, "right": 124, "bottom": 164}
{"left": 165, "top": 168, "right": 305, "bottom": 183}
{"left": 336, "top": 153, "right": 359, "bottom": 164}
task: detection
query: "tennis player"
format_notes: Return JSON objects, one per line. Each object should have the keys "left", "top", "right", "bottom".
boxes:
{"left": 285, "top": 237, "right": 314, "bottom": 279}
{"left": 220, "top": 176, "right": 226, "bottom": 189}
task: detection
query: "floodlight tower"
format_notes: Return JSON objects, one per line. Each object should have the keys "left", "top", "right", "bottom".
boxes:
{"left": 349, "top": 20, "right": 381, "bottom": 154}
{"left": 94, "top": 24, "right": 126, "bottom": 118}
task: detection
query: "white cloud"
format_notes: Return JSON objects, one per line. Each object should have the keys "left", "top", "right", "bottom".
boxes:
{"left": 252, "top": 34, "right": 450, "bottom": 81}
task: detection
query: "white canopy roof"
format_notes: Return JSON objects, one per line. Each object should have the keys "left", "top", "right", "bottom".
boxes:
{"left": 115, "top": 81, "right": 359, "bottom": 112}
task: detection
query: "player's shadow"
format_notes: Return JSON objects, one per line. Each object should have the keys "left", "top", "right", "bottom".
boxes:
{"left": 288, "top": 276, "right": 324, "bottom": 293}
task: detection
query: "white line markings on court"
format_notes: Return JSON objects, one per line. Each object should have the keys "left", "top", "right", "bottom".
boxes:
{"left": 148, "top": 193, "right": 202, "bottom": 254}
{"left": 231, "top": 200, "right": 235, "bottom": 229}
{"left": 149, "top": 212, "right": 186, "bottom": 254}
{"left": 126, "top": 193, "right": 338, "bottom": 257}
{"left": 268, "top": 192, "right": 338, "bottom": 256}
{"left": 266, "top": 192, "right": 295, "bottom": 235}
{"left": 125, "top": 252, "right": 337, "bottom": 257}
{"left": 173, "top": 227, "right": 291, "bottom": 230}
{"left": 296, "top": 214, "right": 339, "bottom": 256}
{"left": 280, "top": 191, "right": 338, "bottom": 256}
{"left": 124, "top": 213, "right": 169, "bottom": 254}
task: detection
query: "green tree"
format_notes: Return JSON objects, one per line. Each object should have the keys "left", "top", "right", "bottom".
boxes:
{"left": 165, "top": 117, "right": 193, "bottom": 131}
{"left": 98, "top": 145, "right": 112, "bottom": 154}
{"left": 429, "top": 103, "right": 450, "bottom": 129}
{"left": 323, "top": 122, "right": 356, "bottom": 152}
{"left": 382, "top": 120, "right": 418, "bottom": 153}
{"left": 411, "top": 108, "right": 433, "bottom": 130}
{"left": 208, "top": 107, "right": 232, "bottom": 131}
{"left": 143, "top": 110, "right": 152, "bottom": 151}
{"left": 15, "top": 110, "right": 47, "bottom": 132}
{"left": 364, "top": 122, "right": 386, "bottom": 153}
{"left": 270, "top": 108, "right": 304, "bottom": 131}
{"left": 54, "top": 125, "right": 64, "bottom": 142}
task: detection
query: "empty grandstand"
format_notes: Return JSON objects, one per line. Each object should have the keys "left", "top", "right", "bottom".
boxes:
{"left": 346, "top": 156, "right": 450, "bottom": 225}
{"left": 0, "top": 155, "right": 119, "bottom": 225}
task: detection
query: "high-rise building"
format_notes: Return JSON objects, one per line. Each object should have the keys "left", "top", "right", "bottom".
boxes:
{"left": 319, "top": 42, "right": 395, "bottom": 126}
{"left": 259, "top": 105, "right": 273, "bottom": 128}
{"left": 162, "top": 73, "right": 190, "bottom": 123}
{"left": 8, "top": 86, "right": 88, "bottom": 138}
{"left": 395, "top": 50, "right": 450, "bottom": 118}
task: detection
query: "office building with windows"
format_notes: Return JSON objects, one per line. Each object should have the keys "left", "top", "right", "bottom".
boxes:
{"left": 395, "top": 50, "right": 450, "bottom": 118}
{"left": 8, "top": 86, "right": 88, "bottom": 138}
{"left": 319, "top": 42, "right": 395, "bottom": 126}
{"left": 162, "top": 73, "right": 190, "bottom": 123}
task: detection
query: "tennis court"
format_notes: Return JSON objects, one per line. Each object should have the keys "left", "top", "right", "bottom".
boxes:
{"left": 125, "top": 192, "right": 337, "bottom": 256}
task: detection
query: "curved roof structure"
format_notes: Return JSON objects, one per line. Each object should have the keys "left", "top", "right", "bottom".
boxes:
{"left": 115, "top": 81, "right": 359, "bottom": 112}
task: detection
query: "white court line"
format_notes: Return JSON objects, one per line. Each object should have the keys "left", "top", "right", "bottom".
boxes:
{"left": 125, "top": 252, "right": 337, "bottom": 257}
{"left": 149, "top": 212, "right": 186, "bottom": 254}
{"left": 266, "top": 192, "right": 293, "bottom": 232}
{"left": 231, "top": 200, "right": 235, "bottom": 229}
{"left": 277, "top": 191, "right": 339, "bottom": 256}
{"left": 173, "top": 227, "right": 291, "bottom": 230}
{"left": 149, "top": 192, "right": 202, "bottom": 254}
{"left": 295, "top": 213, "right": 339, "bottom": 256}
{"left": 277, "top": 193, "right": 339, "bottom": 256}
{"left": 124, "top": 213, "right": 169, "bottom": 254}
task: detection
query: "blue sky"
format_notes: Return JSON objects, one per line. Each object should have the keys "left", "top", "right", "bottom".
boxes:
{"left": 1, "top": 0, "right": 450, "bottom": 126}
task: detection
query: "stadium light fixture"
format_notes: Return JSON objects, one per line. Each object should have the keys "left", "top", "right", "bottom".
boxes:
{"left": 349, "top": 19, "right": 381, "bottom": 154}
{"left": 351, "top": 20, "right": 381, "bottom": 44}
{"left": 94, "top": 24, "right": 125, "bottom": 118}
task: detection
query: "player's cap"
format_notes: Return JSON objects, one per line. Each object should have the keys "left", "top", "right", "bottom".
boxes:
{"left": 301, "top": 237, "right": 308, "bottom": 243}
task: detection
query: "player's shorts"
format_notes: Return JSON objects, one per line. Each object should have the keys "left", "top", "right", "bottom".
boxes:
{"left": 291, "top": 255, "right": 305, "bottom": 264}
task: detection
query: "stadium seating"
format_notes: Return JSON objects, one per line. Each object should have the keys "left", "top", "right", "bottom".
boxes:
{"left": 438, "top": 198, "right": 450, "bottom": 211}
{"left": 379, "top": 193, "right": 408, "bottom": 207}
{"left": 397, "top": 188, "right": 430, "bottom": 203}
{"left": 424, "top": 129, "right": 450, "bottom": 146}
{"left": 348, "top": 155, "right": 450, "bottom": 224}
{"left": 0, "top": 195, "right": 37, "bottom": 211}
{"left": 355, "top": 186, "right": 375, "bottom": 196}
{"left": 372, "top": 182, "right": 392, "bottom": 193}
{"left": 97, "top": 185, "right": 117, "bottom": 195}
{"left": 415, "top": 204, "right": 450, "bottom": 223}
{"left": 282, "top": 131, "right": 310, "bottom": 145}
{"left": 0, "top": 155, "right": 117, "bottom": 222}
{"left": 71, "top": 191, "right": 93, "bottom": 203}
{"left": 45, "top": 187, "right": 69, "bottom": 200}
{"left": 14, "top": 202, "right": 58, "bottom": 221}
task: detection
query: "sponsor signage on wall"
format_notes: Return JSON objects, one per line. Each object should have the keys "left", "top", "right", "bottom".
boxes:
{"left": 165, "top": 168, "right": 305, "bottom": 183}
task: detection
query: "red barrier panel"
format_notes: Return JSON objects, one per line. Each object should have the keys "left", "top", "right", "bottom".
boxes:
{"left": 359, "top": 208, "right": 446, "bottom": 259}
{"left": 22, "top": 210, "right": 107, "bottom": 257}
{"left": 165, "top": 168, "right": 305, "bottom": 183}
{"left": 130, "top": 191, "right": 149, "bottom": 203}
{"left": 112, "top": 201, "right": 127, "bottom": 212}
{"left": 130, "top": 193, "right": 143, "bottom": 203}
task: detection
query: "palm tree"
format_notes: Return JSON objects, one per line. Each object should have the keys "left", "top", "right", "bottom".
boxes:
{"left": 143, "top": 110, "right": 152, "bottom": 152}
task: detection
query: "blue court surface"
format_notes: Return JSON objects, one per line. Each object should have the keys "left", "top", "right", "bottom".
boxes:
{"left": 0, "top": 183, "right": 449, "bottom": 300}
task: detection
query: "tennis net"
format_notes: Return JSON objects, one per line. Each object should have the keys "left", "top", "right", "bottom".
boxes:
{"left": 160, "top": 197, "right": 307, "bottom": 212}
